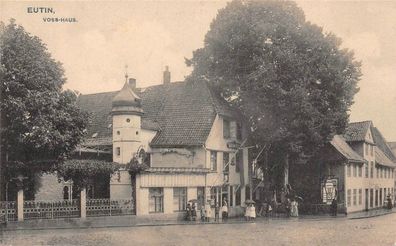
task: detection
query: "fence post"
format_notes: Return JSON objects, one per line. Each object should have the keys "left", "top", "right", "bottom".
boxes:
{"left": 80, "top": 188, "right": 86, "bottom": 219}
{"left": 17, "top": 188, "right": 24, "bottom": 222}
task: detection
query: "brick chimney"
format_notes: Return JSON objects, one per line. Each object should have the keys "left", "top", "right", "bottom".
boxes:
{"left": 163, "top": 66, "right": 170, "bottom": 84}
{"left": 129, "top": 78, "right": 136, "bottom": 88}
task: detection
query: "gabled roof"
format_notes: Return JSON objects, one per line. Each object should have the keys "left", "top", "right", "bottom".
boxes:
{"left": 330, "top": 135, "right": 366, "bottom": 163}
{"left": 371, "top": 127, "right": 396, "bottom": 162}
{"left": 375, "top": 147, "right": 396, "bottom": 168}
{"left": 77, "top": 80, "right": 238, "bottom": 147}
{"left": 343, "top": 121, "right": 372, "bottom": 142}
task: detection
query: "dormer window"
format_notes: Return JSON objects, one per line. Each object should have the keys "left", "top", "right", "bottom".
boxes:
{"left": 126, "top": 118, "right": 131, "bottom": 123}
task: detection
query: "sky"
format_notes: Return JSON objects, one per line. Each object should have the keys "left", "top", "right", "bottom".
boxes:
{"left": 1, "top": 1, "right": 396, "bottom": 140}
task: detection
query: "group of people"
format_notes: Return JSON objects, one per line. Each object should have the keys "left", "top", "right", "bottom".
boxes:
{"left": 197, "top": 199, "right": 229, "bottom": 222}
{"left": 244, "top": 204, "right": 256, "bottom": 221}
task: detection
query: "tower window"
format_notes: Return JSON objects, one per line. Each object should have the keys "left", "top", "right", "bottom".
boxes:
{"left": 116, "top": 147, "right": 121, "bottom": 156}
{"left": 126, "top": 118, "right": 131, "bottom": 123}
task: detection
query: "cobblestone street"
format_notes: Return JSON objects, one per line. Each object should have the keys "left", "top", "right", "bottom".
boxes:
{"left": 2, "top": 213, "right": 396, "bottom": 246}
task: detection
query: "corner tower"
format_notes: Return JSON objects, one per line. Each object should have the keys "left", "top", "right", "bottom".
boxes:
{"left": 111, "top": 79, "right": 143, "bottom": 164}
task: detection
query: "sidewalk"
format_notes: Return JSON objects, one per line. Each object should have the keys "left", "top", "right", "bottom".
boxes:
{"left": 347, "top": 207, "right": 395, "bottom": 219}
{"left": 1, "top": 208, "right": 394, "bottom": 231}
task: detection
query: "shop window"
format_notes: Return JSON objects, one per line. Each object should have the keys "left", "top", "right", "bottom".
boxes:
{"left": 235, "top": 187, "right": 241, "bottom": 206}
{"left": 221, "top": 186, "right": 228, "bottom": 206}
{"left": 210, "top": 151, "right": 217, "bottom": 171}
{"left": 149, "top": 188, "right": 164, "bottom": 213}
{"left": 347, "top": 189, "right": 351, "bottom": 207}
{"left": 353, "top": 189, "right": 357, "bottom": 206}
{"left": 223, "top": 119, "right": 230, "bottom": 139}
{"left": 173, "top": 187, "right": 187, "bottom": 212}
{"left": 358, "top": 189, "right": 362, "bottom": 205}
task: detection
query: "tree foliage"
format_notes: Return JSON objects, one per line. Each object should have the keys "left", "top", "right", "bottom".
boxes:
{"left": 187, "top": 1, "right": 361, "bottom": 187}
{"left": 0, "top": 19, "right": 87, "bottom": 195}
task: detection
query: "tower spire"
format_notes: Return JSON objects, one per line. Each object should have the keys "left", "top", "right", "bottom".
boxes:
{"left": 124, "top": 64, "right": 128, "bottom": 84}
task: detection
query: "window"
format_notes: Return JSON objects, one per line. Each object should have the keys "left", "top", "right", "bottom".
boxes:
{"left": 365, "top": 143, "right": 369, "bottom": 156}
{"left": 245, "top": 185, "right": 251, "bottom": 200}
{"left": 236, "top": 151, "right": 243, "bottom": 173}
{"left": 173, "top": 187, "right": 187, "bottom": 212}
{"left": 230, "top": 186, "right": 234, "bottom": 207}
{"left": 236, "top": 186, "right": 241, "bottom": 206}
{"left": 223, "top": 119, "right": 230, "bottom": 138}
{"left": 230, "top": 121, "right": 237, "bottom": 139}
{"left": 353, "top": 189, "right": 357, "bottom": 206}
{"left": 358, "top": 189, "right": 362, "bottom": 205}
{"left": 210, "top": 187, "right": 218, "bottom": 206}
{"left": 380, "top": 168, "right": 383, "bottom": 178}
{"left": 370, "top": 189, "right": 373, "bottom": 208}
{"left": 365, "top": 164, "right": 368, "bottom": 178}
{"left": 63, "top": 186, "right": 69, "bottom": 200}
{"left": 375, "top": 190, "right": 378, "bottom": 207}
{"left": 347, "top": 164, "right": 351, "bottom": 177}
{"left": 223, "top": 152, "right": 230, "bottom": 183}
{"left": 149, "top": 188, "right": 163, "bottom": 213}
{"left": 126, "top": 118, "right": 130, "bottom": 123}
{"left": 116, "top": 147, "right": 121, "bottom": 156}
{"left": 370, "top": 145, "right": 373, "bottom": 156}
{"left": 236, "top": 122, "right": 242, "bottom": 140}
{"left": 370, "top": 162, "right": 374, "bottom": 178}
{"left": 353, "top": 164, "right": 357, "bottom": 177}
{"left": 210, "top": 151, "right": 217, "bottom": 171}
{"left": 347, "top": 189, "right": 351, "bottom": 207}
{"left": 358, "top": 165, "right": 362, "bottom": 177}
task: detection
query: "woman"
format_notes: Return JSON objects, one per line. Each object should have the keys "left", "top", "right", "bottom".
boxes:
{"left": 205, "top": 202, "right": 212, "bottom": 222}
{"left": 221, "top": 201, "right": 228, "bottom": 222}
{"left": 290, "top": 199, "right": 299, "bottom": 217}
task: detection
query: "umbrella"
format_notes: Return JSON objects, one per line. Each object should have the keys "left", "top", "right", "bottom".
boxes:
{"left": 245, "top": 199, "right": 256, "bottom": 204}
{"left": 294, "top": 196, "right": 304, "bottom": 202}
{"left": 188, "top": 199, "right": 198, "bottom": 203}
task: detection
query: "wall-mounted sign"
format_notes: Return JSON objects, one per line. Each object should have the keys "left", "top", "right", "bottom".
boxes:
{"left": 321, "top": 178, "right": 338, "bottom": 205}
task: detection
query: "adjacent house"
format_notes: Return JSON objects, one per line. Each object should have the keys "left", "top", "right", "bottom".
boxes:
{"left": 317, "top": 121, "right": 396, "bottom": 214}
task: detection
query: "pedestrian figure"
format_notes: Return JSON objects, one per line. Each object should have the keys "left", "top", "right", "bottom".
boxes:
{"left": 331, "top": 198, "right": 337, "bottom": 216}
{"left": 205, "top": 202, "right": 212, "bottom": 222}
{"left": 200, "top": 205, "right": 206, "bottom": 222}
{"left": 290, "top": 199, "right": 299, "bottom": 217}
{"left": 245, "top": 205, "right": 250, "bottom": 221}
{"left": 192, "top": 202, "right": 197, "bottom": 221}
{"left": 250, "top": 204, "right": 256, "bottom": 221}
{"left": 285, "top": 198, "right": 291, "bottom": 217}
{"left": 221, "top": 200, "right": 228, "bottom": 222}
{"left": 214, "top": 203, "right": 220, "bottom": 222}
{"left": 386, "top": 195, "right": 392, "bottom": 210}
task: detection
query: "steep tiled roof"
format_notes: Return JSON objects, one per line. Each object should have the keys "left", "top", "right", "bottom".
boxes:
{"left": 343, "top": 121, "right": 372, "bottom": 142}
{"left": 77, "top": 80, "right": 237, "bottom": 147}
{"left": 375, "top": 148, "right": 396, "bottom": 167}
{"left": 371, "top": 127, "right": 396, "bottom": 162}
{"left": 389, "top": 142, "right": 396, "bottom": 156}
{"left": 330, "top": 135, "right": 366, "bottom": 163}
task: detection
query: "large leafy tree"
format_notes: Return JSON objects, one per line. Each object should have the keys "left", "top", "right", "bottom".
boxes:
{"left": 187, "top": 1, "right": 361, "bottom": 191}
{"left": 0, "top": 19, "right": 87, "bottom": 199}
